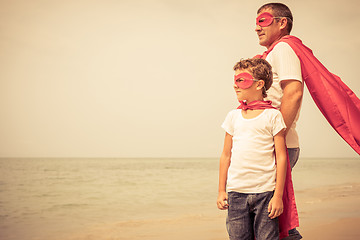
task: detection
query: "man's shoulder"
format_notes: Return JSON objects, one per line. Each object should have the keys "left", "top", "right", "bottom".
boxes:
{"left": 266, "top": 40, "right": 301, "bottom": 68}
{"left": 271, "top": 35, "right": 308, "bottom": 57}
{"left": 271, "top": 41, "right": 295, "bottom": 55}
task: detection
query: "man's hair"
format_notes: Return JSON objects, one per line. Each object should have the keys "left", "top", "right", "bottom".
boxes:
{"left": 233, "top": 58, "right": 273, "bottom": 97}
{"left": 257, "top": 3, "right": 293, "bottom": 33}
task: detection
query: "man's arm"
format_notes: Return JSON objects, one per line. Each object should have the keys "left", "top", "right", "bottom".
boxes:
{"left": 217, "top": 132, "right": 232, "bottom": 210}
{"left": 280, "top": 80, "right": 303, "bottom": 136}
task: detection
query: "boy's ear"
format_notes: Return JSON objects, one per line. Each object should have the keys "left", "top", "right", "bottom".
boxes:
{"left": 256, "top": 80, "right": 265, "bottom": 90}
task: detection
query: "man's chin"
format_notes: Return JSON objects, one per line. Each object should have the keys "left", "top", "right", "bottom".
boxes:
{"left": 258, "top": 39, "right": 267, "bottom": 47}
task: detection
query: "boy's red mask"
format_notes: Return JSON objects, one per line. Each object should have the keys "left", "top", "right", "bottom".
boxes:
{"left": 234, "top": 72, "right": 258, "bottom": 89}
{"left": 256, "top": 12, "right": 276, "bottom": 27}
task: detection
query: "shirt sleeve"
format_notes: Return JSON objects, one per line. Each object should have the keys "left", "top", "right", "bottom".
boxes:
{"left": 272, "top": 42, "right": 303, "bottom": 83}
{"left": 221, "top": 110, "right": 235, "bottom": 136}
{"left": 272, "top": 110, "right": 286, "bottom": 136}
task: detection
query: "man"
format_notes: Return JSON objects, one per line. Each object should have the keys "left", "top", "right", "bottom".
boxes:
{"left": 255, "top": 3, "right": 303, "bottom": 170}
{"left": 255, "top": 3, "right": 303, "bottom": 239}
{"left": 253, "top": 1, "right": 360, "bottom": 239}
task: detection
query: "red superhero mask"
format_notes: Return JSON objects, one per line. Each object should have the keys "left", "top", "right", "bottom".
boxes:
{"left": 256, "top": 12, "right": 278, "bottom": 27}
{"left": 234, "top": 72, "right": 259, "bottom": 89}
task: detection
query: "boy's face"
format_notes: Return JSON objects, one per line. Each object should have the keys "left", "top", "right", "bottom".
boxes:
{"left": 233, "top": 69, "right": 263, "bottom": 102}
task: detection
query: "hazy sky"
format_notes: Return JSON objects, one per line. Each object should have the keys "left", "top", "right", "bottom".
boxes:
{"left": 1, "top": 0, "right": 359, "bottom": 158}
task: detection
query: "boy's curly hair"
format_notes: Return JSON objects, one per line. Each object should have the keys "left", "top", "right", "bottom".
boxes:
{"left": 233, "top": 58, "right": 273, "bottom": 97}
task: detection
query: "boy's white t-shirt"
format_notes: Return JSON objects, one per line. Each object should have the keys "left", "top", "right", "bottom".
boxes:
{"left": 222, "top": 108, "right": 286, "bottom": 193}
{"left": 265, "top": 42, "right": 303, "bottom": 148}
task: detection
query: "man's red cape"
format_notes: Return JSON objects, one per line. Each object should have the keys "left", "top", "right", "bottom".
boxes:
{"left": 256, "top": 35, "right": 360, "bottom": 155}
{"left": 254, "top": 35, "right": 360, "bottom": 238}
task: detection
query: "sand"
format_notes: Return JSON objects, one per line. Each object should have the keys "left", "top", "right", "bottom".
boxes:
{"left": 54, "top": 182, "right": 360, "bottom": 240}
{"left": 295, "top": 182, "right": 360, "bottom": 239}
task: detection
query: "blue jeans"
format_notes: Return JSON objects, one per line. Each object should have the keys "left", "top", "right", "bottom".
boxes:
{"left": 227, "top": 191, "right": 279, "bottom": 240}
{"left": 288, "top": 148, "right": 300, "bottom": 170}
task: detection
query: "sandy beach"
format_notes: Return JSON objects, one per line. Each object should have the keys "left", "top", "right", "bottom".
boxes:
{"left": 55, "top": 182, "right": 360, "bottom": 240}
{"left": 295, "top": 183, "right": 360, "bottom": 239}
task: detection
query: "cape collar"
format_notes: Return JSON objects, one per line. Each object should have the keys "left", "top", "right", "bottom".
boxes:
{"left": 255, "top": 35, "right": 303, "bottom": 59}
{"left": 237, "top": 100, "right": 276, "bottom": 110}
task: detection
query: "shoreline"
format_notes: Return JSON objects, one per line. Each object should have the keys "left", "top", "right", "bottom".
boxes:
{"left": 55, "top": 182, "right": 360, "bottom": 240}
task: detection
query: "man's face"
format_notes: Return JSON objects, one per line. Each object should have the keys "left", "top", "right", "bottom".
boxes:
{"left": 255, "top": 8, "right": 283, "bottom": 49}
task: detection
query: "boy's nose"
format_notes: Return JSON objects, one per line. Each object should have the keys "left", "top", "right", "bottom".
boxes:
{"left": 255, "top": 24, "right": 262, "bottom": 32}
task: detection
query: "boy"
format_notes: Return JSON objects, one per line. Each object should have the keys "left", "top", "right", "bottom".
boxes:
{"left": 217, "top": 58, "right": 287, "bottom": 240}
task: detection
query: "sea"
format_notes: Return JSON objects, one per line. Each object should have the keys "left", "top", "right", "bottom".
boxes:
{"left": 1, "top": 157, "right": 360, "bottom": 240}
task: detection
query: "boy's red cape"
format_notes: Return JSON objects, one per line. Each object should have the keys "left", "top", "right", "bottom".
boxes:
{"left": 278, "top": 150, "right": 298, "bottom": 239}
{"left": 256, "top": 35, "right": 360, "bottom": 155}
{"left": 254, "top": 35, "right": 360, "bottom": 238}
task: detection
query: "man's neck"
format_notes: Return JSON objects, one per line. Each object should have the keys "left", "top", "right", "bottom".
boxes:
{"left": 266, "top": 33, "right": 289, "bottom": 49}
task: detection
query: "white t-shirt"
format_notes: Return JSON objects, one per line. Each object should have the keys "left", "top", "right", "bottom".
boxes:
{"left": 265, "top": 42, "right": 303, "bottom": 148}
{"left": 222, "top": 108, "right": 286, "bottom": 193}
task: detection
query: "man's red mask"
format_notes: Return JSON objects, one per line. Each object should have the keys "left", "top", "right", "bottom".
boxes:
{"left": 256, "top": 12, "right": 277, "bottom": 27}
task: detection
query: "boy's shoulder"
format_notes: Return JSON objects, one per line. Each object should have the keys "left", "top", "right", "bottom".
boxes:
{"left": 223, "top": 109, "right": 241, "bottom": 124}
{"left": 226, "top": 108, "right": 241, "bottom": 116}
{"left": 267, "top": 108, "right": 281, "bottom": 113}
{"left": 264, "top": 108, "right": 282, "bottom": 117}
{"left": 224, "top": 108, "right": 282, "bottom": 122}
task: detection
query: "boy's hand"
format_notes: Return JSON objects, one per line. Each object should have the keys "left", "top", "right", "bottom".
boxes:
{"left": 217, "top": 192, "right": 229, "bottom": 210}
{"left": 268, "top": 195, "right": 283, "bottom": 219}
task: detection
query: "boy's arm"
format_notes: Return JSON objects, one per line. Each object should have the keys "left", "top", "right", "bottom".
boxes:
{"left": 268, "top": 129, "right": 287, "bottom": 219}
{"left": 217, "top": 132, "right": 232, "bottom": 210}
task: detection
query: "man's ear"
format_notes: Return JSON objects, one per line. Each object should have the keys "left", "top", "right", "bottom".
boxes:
{"left": 279, "top": 17, "right": 288, "bottom": 31}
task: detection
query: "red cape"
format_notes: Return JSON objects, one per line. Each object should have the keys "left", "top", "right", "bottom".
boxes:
{"left": 255, "top": 35, "right": 360, "bottom": 238}
{"left": 257, "top": 35, "right": 360, "bottom": 155}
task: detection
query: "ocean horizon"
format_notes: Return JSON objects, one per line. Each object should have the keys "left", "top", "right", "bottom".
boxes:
{"left": 1, "top": 157, "right": 359, "bottom": 240}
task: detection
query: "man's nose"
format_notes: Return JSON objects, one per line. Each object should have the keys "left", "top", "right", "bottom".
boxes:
{"left": 255, "top": 24, "right": 262, "bottom": 32}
